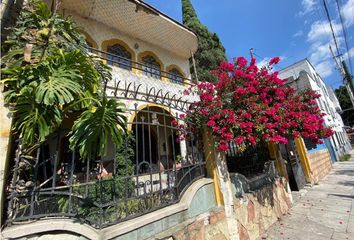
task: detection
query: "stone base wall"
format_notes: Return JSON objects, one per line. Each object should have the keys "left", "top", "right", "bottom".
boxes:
{"left": 156, "top": 179, "right": 292, "bottom": 240}
{"left": 155, "top": 209, "right": 228, "bottom": 240}
{"left": 234, "top": 178, "right": 292, "bottom": 240}
{"left": 307, "top": 149, "right": 332, "bottom": 183}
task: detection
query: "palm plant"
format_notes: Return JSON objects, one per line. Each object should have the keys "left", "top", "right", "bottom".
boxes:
{"left": 1, "top": 0, "right": 126, "bottom": 171}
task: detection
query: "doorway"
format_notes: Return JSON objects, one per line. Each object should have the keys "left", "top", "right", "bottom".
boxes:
{"left": 280, "top": 139, "right": 306, "bottom": 191}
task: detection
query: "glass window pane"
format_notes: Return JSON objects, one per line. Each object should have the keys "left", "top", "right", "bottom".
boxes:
{"left": 169, "top": 68, "right": 183, "bottom": 84}
{"left": 107, "top": 44, "right": 132, "bottom": 70}
{"left": 142, "top": 55, "right": 161, "bottom": 79}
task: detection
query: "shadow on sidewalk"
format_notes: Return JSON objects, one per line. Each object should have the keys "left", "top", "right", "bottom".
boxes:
{"left": 327, "top": 193, "right": 354, "bottom": 199}
{"left": 337, "top": 180, "right": 354, "bottom": 186}
{"left": 332, "top": 169, "right": 354, "bottom": 176}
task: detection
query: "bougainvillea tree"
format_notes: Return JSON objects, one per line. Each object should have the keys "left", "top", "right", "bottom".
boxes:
{"left": 179, "top": 57, "right": 333, "bottom": 152}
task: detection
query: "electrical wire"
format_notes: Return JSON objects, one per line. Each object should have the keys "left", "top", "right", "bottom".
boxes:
{"left": 322, "top": 0, "right": 342, "bottom": 58}
{"left": 336, "top": 0, "right": 353, "bottom": 75}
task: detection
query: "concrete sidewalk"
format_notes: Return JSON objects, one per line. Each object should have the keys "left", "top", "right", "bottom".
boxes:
{"left": 260, "top": 150, "right": 354, "bottom": 240}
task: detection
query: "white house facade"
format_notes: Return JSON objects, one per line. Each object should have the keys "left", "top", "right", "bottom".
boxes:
{"left": 279, "top": 59, "right": 352, "bottom": 162}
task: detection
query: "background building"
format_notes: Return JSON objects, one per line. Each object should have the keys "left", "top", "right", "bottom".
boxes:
{"left": 279, "top": 59, "right": 352, "bottom": 164}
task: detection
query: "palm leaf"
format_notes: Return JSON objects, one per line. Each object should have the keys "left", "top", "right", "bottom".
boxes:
{"left": 13, "top": 86, "right": 63, "bottom": 146}
{"left": 35, "top": 65, "right": 83, "bottom": 105}
{"left": 69, "top": 98, "right": 127, "bottom": 160}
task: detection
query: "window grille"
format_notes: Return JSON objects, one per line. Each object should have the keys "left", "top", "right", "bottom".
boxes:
{"left": 168, "top": 68, "right": 184, "bottom": 84}
{"left": 107, "top": 44, "right": 132, "bottom": 70}
{"left": 141, "top": 55, "right": 161, "bottom": 79}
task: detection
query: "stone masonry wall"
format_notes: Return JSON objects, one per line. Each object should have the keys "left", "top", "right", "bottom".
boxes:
{"left": 154, "top": 178, "right": 292, "bottom": 240}
{"left": 234, "top": 178, "right": 292, "bottom": 240}
{"left": 154, "top": 208, "right": 229, "bottom": 240}
{"left": 307, "top": 149, "right": 332, "bottom": 183}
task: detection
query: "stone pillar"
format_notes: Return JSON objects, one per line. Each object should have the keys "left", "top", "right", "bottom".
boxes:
{"left": 268, "top": 142, "right": 288, "bottom": 179}
{"left": 202, "top": 128, "right": 223, "bottom": 206}
{"left": 294, "top": 137, "right": 313, "bottom": 184}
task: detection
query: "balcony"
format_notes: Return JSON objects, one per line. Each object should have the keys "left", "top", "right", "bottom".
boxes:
{"left": 87, "top": 47, "right": 199, "bottom": 109}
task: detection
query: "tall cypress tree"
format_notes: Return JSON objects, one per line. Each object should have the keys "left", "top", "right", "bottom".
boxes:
{"left": 182, "top": 0, "right": 226, "bottom": 83}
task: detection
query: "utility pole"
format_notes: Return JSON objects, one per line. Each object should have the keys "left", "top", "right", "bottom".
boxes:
{"left": 342, "top": 60, "right": 354, "bottom": 107}
{"left": 249, "top": 48, "right": 254, "bottom": 59}
{"left": 329, "top": 45, "right": 354, "bottom": 107}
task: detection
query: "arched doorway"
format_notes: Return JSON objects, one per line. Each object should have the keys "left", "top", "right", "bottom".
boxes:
{"left": 132, "top": 106, "right": 181, "bottom": 174}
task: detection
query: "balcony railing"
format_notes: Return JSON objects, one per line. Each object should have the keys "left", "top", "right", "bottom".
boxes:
{"left": 87, "top": 47, "right": 195, "bottom": 86}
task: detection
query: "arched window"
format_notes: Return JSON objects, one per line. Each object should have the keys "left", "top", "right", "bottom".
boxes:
{"left": 107, "top": 44, "right": 132, "bottom": 70}
{"left": 168, "top": 68, "right": 184, "bottom": 84}
{"left": 86, "top": 40, "right": 94, "bottom": 53}
{"left": 141, "top": 55, "right": 161, "bottom": 79}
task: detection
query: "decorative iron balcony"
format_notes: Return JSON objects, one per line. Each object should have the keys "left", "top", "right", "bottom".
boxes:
{"left": 87, "top": 47, "right": 195, "bottom": 86}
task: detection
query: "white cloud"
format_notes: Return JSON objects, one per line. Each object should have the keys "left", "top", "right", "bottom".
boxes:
{"left": 298, "top": 0, "right": 316, "bottom": 16}
{"left": 302, "top": 0, "right": 353, "bottom": 80}
{"left": 314, "top": 60, "right": 334, "bottom": 78}
{"left": 256, "top": 56, "right": 286, "bottom": 69}
{"left": 293, "top": 30, "right": 303, "bottom": 37}
{"left": 256, "top": 58, "right": 269, "bottom": 68}
{"left": 307, "top": 20, "right": 342, "bottom": 42}
{"left": 341, "top": 0, "right": 354, "bottom": 27}
{"left": 309, "top": 38, "right": 344, "bottom": 64}
{"left": 306, "top": 20, "right": 344, "bottom": 79}
{"left": 343, "top": 47, "right": 354, "bottom": 61}
{"left": 309, "top": 44, "right": 331, "bottom": 64}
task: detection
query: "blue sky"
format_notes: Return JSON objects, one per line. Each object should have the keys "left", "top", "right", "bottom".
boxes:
{"left": 145, "top": 0, "right": 354, "bottom": 89}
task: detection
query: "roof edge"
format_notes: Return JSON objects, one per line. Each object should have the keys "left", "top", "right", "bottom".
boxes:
{"left": 129, "top": 0, "right": 199, "bottom": 47}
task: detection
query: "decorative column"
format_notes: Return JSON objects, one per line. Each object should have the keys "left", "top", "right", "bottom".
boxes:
{"left": 202, "top": 128, "right": 223, "bottom": 205}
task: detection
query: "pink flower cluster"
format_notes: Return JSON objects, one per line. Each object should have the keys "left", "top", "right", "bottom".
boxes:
{"left": 182, "top": 57, "right": 333, "bottom": 152}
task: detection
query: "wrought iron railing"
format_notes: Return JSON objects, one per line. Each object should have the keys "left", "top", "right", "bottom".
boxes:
{"left": 5, "top": 84, "right": 205, "bottom": 229}
{"left": 226, "top": 142, "right": 271, "bottom": 177}
{"left": 230, "top": 161, "right": 277, "bottom": 198}
{"left": 87, "top": 46, "right": 195, "bottom": 86}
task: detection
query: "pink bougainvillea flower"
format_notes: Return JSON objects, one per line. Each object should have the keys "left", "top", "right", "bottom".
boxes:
{"left": 176, "top": 56, "right": 333, "bottom": 153}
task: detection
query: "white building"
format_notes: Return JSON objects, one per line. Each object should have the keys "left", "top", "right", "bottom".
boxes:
{"left": 279, "top": 59, "right": 351, "bottom": 161}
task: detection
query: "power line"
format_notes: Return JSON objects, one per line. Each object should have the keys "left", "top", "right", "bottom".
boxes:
{"left": 322, "top": 0, "right": 342, "bottom": 58}
{"left": 336, "top": 0, "right": 353, "bottom": 75}
{"left": 252, "top": 50, "right": 287, "bottom": 70}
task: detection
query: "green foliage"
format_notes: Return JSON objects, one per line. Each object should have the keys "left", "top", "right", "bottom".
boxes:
{"left": 339, "top": 153, "right": 351, "bottom": 162}
{"left": 115, "top": 133, "right": 135, "bottom": 198}
{"left": 58, "top": 134, "right": 136, "bottom": 220}
{"left": 335, "top": 86, "right": 354, "bottom": 126}
{"left": 69, "top": 99, "right": 126, "bottom": 160}
{"left": 182, "top": 0, "right": 226, "bottom": 83}
{"left": 1, "top": 0, "right": 126, "bottom": 158}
